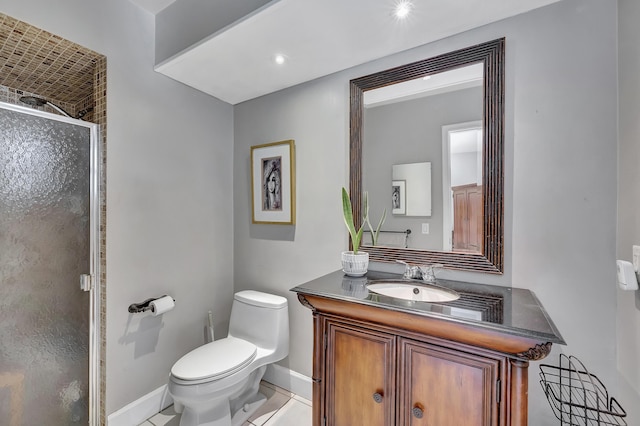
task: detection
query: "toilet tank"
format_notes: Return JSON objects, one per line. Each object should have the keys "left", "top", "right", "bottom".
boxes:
{"left": 228, "top": 291, "right": 289, "bottom": 359}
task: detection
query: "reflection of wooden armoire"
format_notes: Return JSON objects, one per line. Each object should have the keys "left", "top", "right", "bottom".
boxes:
{"left": 452, "top": 184, "right": 483, "bottom": 252}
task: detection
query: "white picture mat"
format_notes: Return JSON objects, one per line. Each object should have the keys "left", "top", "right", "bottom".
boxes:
{"left": 251, "top": 141, "right": 294, "bottom": 224}
{"left": 391, "top": 180, "right": 406, "bottom": 215}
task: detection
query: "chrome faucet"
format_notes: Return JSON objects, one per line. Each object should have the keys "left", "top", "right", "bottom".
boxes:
{"left": 396, "top": 260, "right": 423, "bottom": 280}
{"left": 419, "top": 263, "right": 444, "bottom": 283}
{"left": 397, "top": 260, "right": 443, "bottom": 282}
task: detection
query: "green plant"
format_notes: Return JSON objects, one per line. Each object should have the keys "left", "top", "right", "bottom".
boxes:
{"left": 363, "top": 191, "right": 387, "bottom": 246}
{"left": 342, "top": 187, "right": 365, "bottom": 254}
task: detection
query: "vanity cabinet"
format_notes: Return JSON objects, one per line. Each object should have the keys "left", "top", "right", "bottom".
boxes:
{"left": 295, "top": 280, "right": 562, "bottom": 426}
{"left": 324, "top": 317, "right": 502, "bottom": 426}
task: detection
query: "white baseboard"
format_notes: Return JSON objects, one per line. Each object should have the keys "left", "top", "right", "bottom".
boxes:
{"left": 263, "top": 364, "right": 312, "bottom": 401}
{"left": 107, "top": 385, "right": 173, "bottom": 426}
{"left": 106, "top": 366, "right": 312, "bottom": 426}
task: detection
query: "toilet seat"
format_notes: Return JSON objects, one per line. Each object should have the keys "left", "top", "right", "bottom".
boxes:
{"left": 171, "top": 337, "right": 257, "bottom": 384}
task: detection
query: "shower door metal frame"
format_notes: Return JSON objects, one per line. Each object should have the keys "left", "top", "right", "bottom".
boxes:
{"left": 0, "top": 101, "right": 102, "bottom": 426}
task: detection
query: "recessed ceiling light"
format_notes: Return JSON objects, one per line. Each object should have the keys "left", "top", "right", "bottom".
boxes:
{"left": 274, "top": 54, "right": 286, "bottom": 65}
{"left": 394, "top": 1, "right": 413, "bottom": 19}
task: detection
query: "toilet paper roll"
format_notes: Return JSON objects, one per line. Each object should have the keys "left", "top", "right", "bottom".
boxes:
{"left": 150, "top": 295, "right": 175, "bottom": 316}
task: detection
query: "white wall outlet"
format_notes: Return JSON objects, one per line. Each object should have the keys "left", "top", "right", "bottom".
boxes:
{"left": 421, "top": 223, "right": 429, "bottom": 234}
{"left": 633, "top": 245, "right": 640, "bottom": 272}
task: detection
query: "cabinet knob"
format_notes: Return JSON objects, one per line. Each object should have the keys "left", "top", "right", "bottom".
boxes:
{"left": 372, "top": 392, "right": 383, "bottom": 403}
{"left": 412, "top": 406, "right": 424, "bottom": 419}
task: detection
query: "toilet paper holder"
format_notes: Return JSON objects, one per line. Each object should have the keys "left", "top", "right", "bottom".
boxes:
{"left": 128, "top": 295, "right": 175, "bottom": 314}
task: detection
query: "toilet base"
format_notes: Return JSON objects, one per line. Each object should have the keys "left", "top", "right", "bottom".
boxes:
{"left": 175, "top": 366, "right": 268, "bottom": 426}
{"left": 178, "top": 393, "right": 267, "bottom": 426}
{"left": 230, "top": 392, "right": 267, "bottom": 426}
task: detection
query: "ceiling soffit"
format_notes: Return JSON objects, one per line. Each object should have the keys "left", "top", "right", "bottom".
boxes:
{"left": 154, "top": 0, "right": 563, "bottom": 105}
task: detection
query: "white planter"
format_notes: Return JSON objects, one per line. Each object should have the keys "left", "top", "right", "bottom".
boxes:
{"left": 341, "top": 251, "right": 369, "bottom": 277}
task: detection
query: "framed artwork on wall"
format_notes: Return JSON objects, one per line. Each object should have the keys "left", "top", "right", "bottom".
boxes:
{"left": 251, "top": 140, "right": 296, "bottom": 224}
{"left": 392, "top": 180, "right": 406, "bottom": 215}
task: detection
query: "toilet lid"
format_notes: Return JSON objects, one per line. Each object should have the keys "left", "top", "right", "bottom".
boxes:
{"left": 171, "top": 337, "right": 257, "bottom": 382}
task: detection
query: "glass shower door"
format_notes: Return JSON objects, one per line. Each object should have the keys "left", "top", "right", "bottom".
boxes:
{"left": 0, "top": 103, "right": 96, "bottom": 425}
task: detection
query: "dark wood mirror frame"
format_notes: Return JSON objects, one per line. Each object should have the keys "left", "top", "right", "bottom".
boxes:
{"left": 350, "top": 38, "right": 505, "bottom": 274}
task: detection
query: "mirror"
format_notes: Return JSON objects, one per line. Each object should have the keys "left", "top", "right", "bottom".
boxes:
{"left": 350, "top": 38, "right": 504, "bottom": 274}
{"left": 364, "top": 64, "right": 482, "bottom": 251}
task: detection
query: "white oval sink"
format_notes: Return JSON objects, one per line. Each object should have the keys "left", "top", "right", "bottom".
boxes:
{"left": 367, "top": 281, "right": 460, "bottom": 303}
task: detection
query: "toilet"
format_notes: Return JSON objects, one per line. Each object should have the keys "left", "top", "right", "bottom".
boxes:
{"left": 168, "top": 290, "right": 289, "bottom": 426}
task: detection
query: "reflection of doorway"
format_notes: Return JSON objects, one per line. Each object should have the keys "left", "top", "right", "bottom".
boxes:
{"left": 442, "top": 121, "right": 482, "bottom": 251}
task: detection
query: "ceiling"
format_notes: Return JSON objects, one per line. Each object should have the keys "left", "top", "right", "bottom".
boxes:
{"left": 364, "top": 63, "right": 483, "bottom": 108}
{"left": 141, "top": 0, "right": 563, "bottom": 104}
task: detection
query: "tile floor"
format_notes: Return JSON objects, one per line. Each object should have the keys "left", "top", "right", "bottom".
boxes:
{"left": 139, "top": 381, "right": 312, "bottom": 426}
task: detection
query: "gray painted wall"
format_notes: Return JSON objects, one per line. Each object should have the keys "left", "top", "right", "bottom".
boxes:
{"left": 617, "top": 0, "right": 640, "bottom": 420}
{"left": 234, "top": 74, "right": 349, "bottom": 382}
{"left": 364, "top": 87, "right": 482, "bottom": 250}
{"left": 0, "top": 0, "right": 235, "bottom": 415}
{"left": 2, "top": 0, "right": 636, "bottom": 424}
{"left": 234, "top": 0, "right": 622, "bottom": 423}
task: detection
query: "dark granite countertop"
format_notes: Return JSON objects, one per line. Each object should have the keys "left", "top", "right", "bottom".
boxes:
{"left": 291, "top": 270, "right": 565, "bottom": 345}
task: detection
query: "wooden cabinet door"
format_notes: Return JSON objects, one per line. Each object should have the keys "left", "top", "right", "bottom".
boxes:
{"left": 466, "top": 186, "right": 483, "bottom": 251}
{"left": 398, "top": 338, "right": 500, "bottom": 426}
{"left": 452, "top": 184, "right": 483, "bottom": 252}
{"left": 452, "top": 188, "right": 469, "bottom": 250}
{"left": 325, "top": 321, "right": 396, "bottom": 426}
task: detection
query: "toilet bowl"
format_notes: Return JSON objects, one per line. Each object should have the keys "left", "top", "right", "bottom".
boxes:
{"left": 168, "top": 290, "right": 289, "bottom": 426}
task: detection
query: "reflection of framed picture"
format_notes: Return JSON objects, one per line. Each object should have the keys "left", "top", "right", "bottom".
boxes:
{"left": 251, "top": 140, "right": 296, "bottom": 224}
{"left": 392, "top": 180, "right": 406, "bottom": 215}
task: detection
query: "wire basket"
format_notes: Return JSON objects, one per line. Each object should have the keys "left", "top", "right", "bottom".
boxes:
{"left": 539, "top": 354, "right": 627, "bottom": 425}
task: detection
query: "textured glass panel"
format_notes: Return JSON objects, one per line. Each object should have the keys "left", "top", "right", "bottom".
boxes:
{"left": 0, "top": 108, "right": 90, "bottom": 425}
